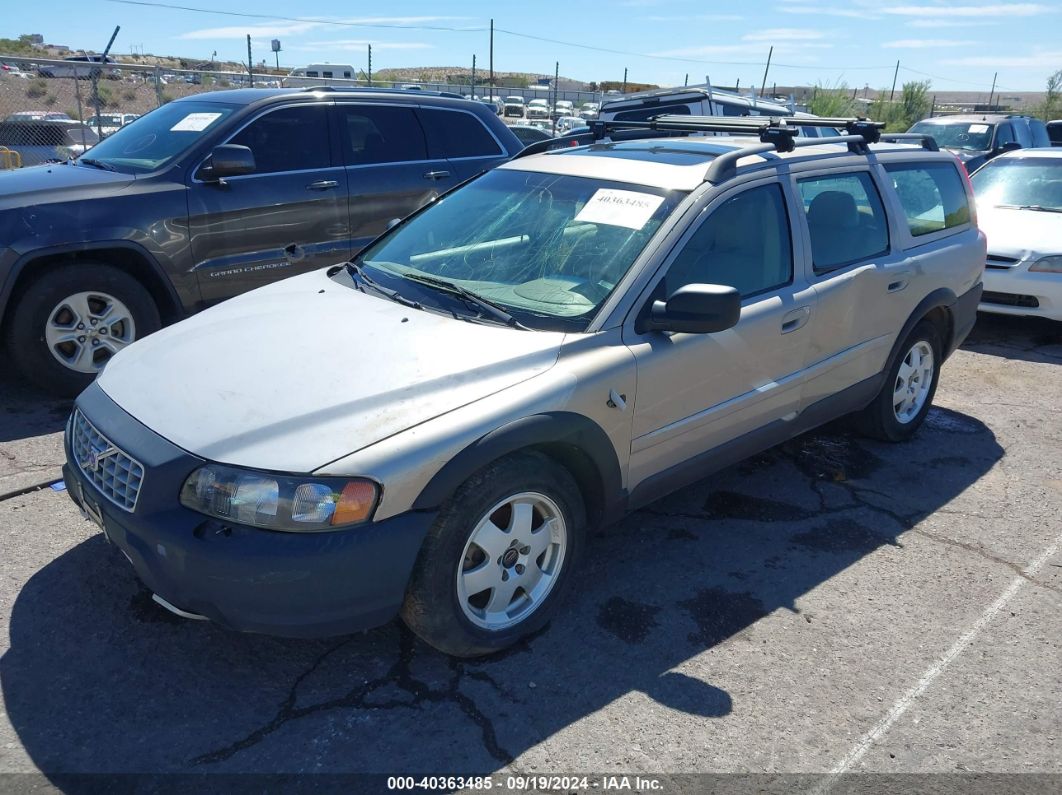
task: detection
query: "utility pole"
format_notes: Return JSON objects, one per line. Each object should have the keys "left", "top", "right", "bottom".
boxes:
{"left": 760, "top": 46, "right": 773, "bottom": 100}
{"left": 471, "top": 54, "right": 476, "bottom": 98}
{"left": 489, "top": 19, "right": 494, "bottom": 95}
{"left": 91, "top": 25, "right": 120, "bottom": 140}
{"left": 684, "top": 73, "right": 688, "bottom": 87}
{"left": 553, "top": 61, "right": 559, "bottom": 134}
{"left": 735, "top": 77, "right": 740, "bottom": 92}
{"left": 931, "top": 93, "right": 937, "bottom": 116}
{"left": 367, "top": 44, "right": 372, "bottom": 85}
{"left": 987, "top": 72, "right": 998, "bottom": 109}
{"left": 889, "top": 59, "right": 899, "bottom": 103}
{"left": 247, "top": 34, "right": 254, "bottom": 88}
{"left": 622, "top": 67, "right": 627, "bottom": 94}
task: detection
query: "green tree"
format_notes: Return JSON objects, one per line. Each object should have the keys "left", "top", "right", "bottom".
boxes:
{"left": 869, "top": 80, "right": 932, "bottom": 132}
{"left": 806, "top": 80, "right": 857, "bottom": 117}
{"left": 1034, "top": 69, "right": 1062, "bottom": 121}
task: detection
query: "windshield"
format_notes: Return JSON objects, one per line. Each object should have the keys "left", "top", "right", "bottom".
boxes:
{"left": 355, "top": 169, "right": 685, "bottom": 331}
{"left": 76, "top": 100, "right": 238, "bottom": 174}
{"left": 971, "top": 157, "right": 1062, "bottom": 210}
{"left": 910, "top": 121, "right": 994, "bottom": 152}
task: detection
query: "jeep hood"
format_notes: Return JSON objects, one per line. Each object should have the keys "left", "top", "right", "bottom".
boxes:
{"left": 0, "top": 161, "right": 134, "bottom": 211}
{"left": 98, "top": 269, "right": 565, "bottom": 472}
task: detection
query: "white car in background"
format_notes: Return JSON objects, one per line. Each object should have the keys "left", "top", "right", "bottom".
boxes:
{"left": 526, "top": 99, "right": 550, "bottom": 119}
{"left": 502, "top": 96, "right": 526, "bottom": 119}
{"left": 86, "top": 112, "right": 139, "bottom": 137}
{"left": 969, "top": 148, "right": 1062, "bottom": 321}
{"left": 552, "top": 100, "right": 574, "bottom": 119}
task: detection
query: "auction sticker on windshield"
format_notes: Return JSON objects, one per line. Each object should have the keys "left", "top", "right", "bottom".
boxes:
{"left": 170, "top": 112, "right": 224, "bottom": 132}
{"left": 574, "top": 188, "right": 666, "bottom": 230}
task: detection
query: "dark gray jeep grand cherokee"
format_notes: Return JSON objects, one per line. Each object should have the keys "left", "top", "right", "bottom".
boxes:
{"left": 0, "top": 88, "right": 523, "bottom": 394}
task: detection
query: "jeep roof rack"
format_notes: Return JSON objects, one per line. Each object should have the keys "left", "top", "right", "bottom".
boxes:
{"left": 300, "top": 85, "right": 466, "bottom": 99}
{"left": 512, "top": 114, "right": 939, "bottom": 182}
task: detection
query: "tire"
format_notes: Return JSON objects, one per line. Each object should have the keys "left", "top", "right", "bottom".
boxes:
{"left": 856, "top": 319, "right": 943, "bottom": 442}
{"left": 401, "top": 451, "right": 586, "bottom": 658}
{"left": 6, "top": 262, "right": 161, "bottom": 397}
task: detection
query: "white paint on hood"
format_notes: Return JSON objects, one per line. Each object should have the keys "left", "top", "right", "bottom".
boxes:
{"left": 98, "top": 269, "right": 564, "bottom": 472}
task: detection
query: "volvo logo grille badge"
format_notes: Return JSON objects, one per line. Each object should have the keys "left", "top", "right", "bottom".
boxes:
{"left": 82, "top": 445, "right": 118, "bottom": 473}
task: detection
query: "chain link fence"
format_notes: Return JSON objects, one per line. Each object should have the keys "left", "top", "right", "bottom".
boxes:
{"left": 0, "top": 54, "right": 609, "bottom": 168}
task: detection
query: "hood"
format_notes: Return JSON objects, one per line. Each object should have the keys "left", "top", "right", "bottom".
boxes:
{"left": 977, "top": 205, "right": 1062, "bottom": 259}
{"left": 0, "top": 162, "right": 134, "bottom": 211}
{"left": 97, "top": 269, "right": 565, "bottom": 473}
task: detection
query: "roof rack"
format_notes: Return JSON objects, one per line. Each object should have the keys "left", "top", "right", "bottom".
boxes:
{"left": 510, "top": 114, "right": 939, "bottom": 182}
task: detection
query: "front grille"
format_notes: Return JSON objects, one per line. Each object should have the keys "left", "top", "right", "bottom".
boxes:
{"left": 70, "top": 409, "right": 144, "bottom": 511}
{"left": 981, "top": 291, "right": 1040, "bottom": 308}
{"left": 986, "top": 254, "right": 1020, "bottom": 270}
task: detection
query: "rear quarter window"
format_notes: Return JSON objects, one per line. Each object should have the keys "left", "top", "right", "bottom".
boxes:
{"left": 418, "top": 108, "right": 503, "bottom": 159}
{"left": 884, "top": 162, "right": 971, "bottom": 237}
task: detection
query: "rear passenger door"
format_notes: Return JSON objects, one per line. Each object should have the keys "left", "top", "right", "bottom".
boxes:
{"left": 625, "top": 179, "right": 816, "bottom": 490}
{"left": 416, "top": 106, "right": 510, "bottom": 182}
{"left": 794, "top": 168, "right": 909, "bottom": 407}
{"left": 334, "top": 102, "right": 452, "bottom": 252}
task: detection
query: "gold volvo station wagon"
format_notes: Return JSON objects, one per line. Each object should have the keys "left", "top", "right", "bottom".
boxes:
{"left": 64, "top": 116, "right": 985, "bottom": 656}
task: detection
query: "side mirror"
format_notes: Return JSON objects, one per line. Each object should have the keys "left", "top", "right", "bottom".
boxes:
{"left": 997, "top": 141, "right": 1021, "bottom": 154}
{"left": 200, "top": 144, "right": 255, "bottom": 181}
{"left": 641, "top": 283, "right": 741, "bottom": 334}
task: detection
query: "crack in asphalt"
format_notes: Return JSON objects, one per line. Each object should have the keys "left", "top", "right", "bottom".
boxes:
{"left": 191, "top": 627, "right": 517, "bottom": 767}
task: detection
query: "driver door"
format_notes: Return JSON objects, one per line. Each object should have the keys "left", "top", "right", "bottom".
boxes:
{"left": 623, "top": 178, "right": 816, "bottom": 492}
{"left": 187, "top": 102, "right": 350, "bottom": 304}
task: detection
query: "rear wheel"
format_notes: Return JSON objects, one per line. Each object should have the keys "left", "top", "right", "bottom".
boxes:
{"left": 7, "top": 262, "right": 161, "bottom": 396}
{"left": 856, "top": 319, "right": 942, "bottom": 442}
{"left": 401, "top": 452, "right": 585, "bottom": 657}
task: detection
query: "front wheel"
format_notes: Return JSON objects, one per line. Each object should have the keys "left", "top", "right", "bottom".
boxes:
{"left": 856, "top": 319, "right": 942, "bottom": 442}
{"left": 401, "top": 452, "right": 585, "bottom": 657}
{"left": 6, "top": 262, "right": 161, "bottom": 396}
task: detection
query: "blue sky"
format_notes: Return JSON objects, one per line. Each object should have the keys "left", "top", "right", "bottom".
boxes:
{"left": 6, "top": 0, "right": 1062, "bottom": 93}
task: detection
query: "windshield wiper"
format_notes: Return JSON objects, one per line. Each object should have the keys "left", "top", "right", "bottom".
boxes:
{"left": 400, "top": 273, "right": 528, "bottom": 329}
{"left": 994, "top": 204, "right": 1062, "bottom": 213}
{"left": 78, "top": 157, "right": 118, "bottom": 172}
{"left": 345, "top": 262, "right": 423, "bottom": 309}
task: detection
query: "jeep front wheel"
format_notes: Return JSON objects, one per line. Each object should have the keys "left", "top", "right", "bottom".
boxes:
{"left": 7, "top": 262, "right": 161, "bottom": 396}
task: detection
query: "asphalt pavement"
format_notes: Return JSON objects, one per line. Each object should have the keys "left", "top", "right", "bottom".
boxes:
{"left": 0, "top": 313, "right": 1060, "bottom": 793}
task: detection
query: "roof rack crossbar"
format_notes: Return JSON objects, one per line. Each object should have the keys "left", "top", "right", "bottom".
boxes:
{"left": 702, "top": 134, "right": 870, "bottom": 183}
{"left": 879, "top": 133, "right": 940, "bottom": 152}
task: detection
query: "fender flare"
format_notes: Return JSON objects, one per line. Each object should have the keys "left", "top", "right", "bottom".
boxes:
{"left": 412, "top": 412, "right": 625, "bottom": 522}
{"left": 0, "top": 240, "right": 182, "bottom": 328}
{"left": 883, "top": 287, "right": 957, "bottom": 377}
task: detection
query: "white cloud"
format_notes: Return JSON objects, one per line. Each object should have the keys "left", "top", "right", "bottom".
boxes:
{"left": 882, "top": 39, "right": 978, "bottom": 48}
{"left": 907, "top": 19, "right": 991, "bottom": 28}
{"left": 646, "top": 14, "right": 745, "bottom": 21}
{"left": 743, "top": 28, "right": 828, "bottom": 41}
{"left": 179, "top": 16, "right": 467, "bottom": 41}
{"left": 293, "top": 40, "right": 433, "bottom": 51}
{"left": 651, "top": 42, "right": 830, "bottom": 58}
{"left": 776, "top": 4, "right": 879, "bottom": 19}
{"left": 944, "top": 51, "right": 1062, "bottom": 66}
{"left": 882, "top": 4, "right": 1052, "bottom": 17}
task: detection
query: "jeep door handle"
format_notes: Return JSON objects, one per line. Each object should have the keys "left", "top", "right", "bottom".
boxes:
{"left": 306, "top": 180, "right": 339, "bottom": 191}
{"left": 780, "top": 306, "right": 811, "bottom": 334}
{"left": 423, "top": 170, "right": 451, "bottom": 181}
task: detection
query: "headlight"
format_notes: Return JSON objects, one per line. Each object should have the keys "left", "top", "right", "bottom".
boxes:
{"left": 1030, "top": 255, "right": 1062, "bottom": 274}
{"left": 179, "top": 464, "right": 378, "bottom": 532}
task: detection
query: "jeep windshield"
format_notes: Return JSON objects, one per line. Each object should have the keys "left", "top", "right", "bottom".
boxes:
{"left": 351, "top": 169, "right": 685, "bottom": 332}
{"left": 74, "top": 100, "right": 238, "bottom": 174}
{"left": 909, "top": 121, "right": 994, "bottom": 152}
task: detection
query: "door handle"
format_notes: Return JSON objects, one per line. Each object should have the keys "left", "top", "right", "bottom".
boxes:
{"left": 423, "top": 170, "right": 451, "bottom": 181}
{"left": 781, "top": 306, "right": 811, "bottom": 334}
{"left": 887, "top": 270, "right": 912, "bottom": 293}
{"left": 306, "top": 180, "right": 339, "bottom": 191}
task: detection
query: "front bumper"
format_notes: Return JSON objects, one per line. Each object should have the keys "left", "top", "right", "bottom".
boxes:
{"left": 64, "top": 382, "right": 435, "bottom": 638}
{"left": 980, "top": 266, "right": 1062, "bottom": 322}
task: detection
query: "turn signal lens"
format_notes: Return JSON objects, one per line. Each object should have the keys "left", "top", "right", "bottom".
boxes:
{"left": 1030, "top": 255, "right": 1062, "bottom": 274}
{"left": 332, "top": 480, "right": 379, "bottom": 526}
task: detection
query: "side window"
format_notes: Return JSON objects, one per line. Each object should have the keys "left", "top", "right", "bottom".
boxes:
{"left": 418, "top": 108, "right": 504, "bottom": 158}
{"left": 885, "top": 162, "right": 971, "bottom": 237}
{"left": 995, "top": 123, "right": 1015, "bottom": 148}
{"left": 665, "top": 183, "right": 793, "bottom": 299}
{"left": 228, "top": 105, "right": 330, "bottom": 174}
{"left": 797, "top": 172, "right": 889, "bottom": 273}
{"left": 336, "top": 105, "right": 427, "bottom": 165}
